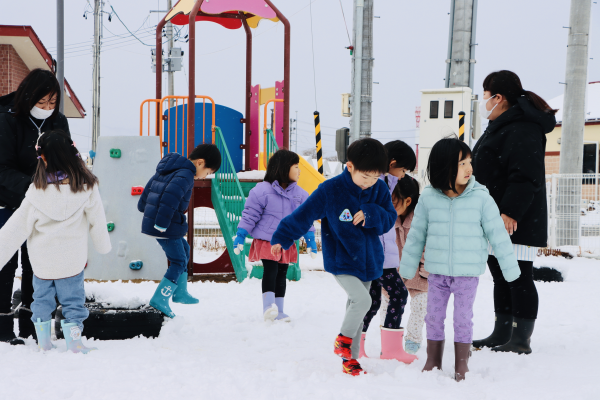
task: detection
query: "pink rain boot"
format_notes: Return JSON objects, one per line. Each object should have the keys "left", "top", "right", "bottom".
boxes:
{"left": 358, "top": 332, "right": 368, "bottom": 358}
{"left": 380, "top": 327, "right": 418, "bottom": 364}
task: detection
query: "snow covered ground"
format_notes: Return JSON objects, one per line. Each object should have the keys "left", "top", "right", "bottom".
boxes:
{"left": 2, "top": 256, "right": 598, "bottom": 399}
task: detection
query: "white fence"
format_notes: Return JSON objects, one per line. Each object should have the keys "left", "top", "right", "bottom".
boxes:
{"left": 547, "top": 173, "right": 600, "bottom": 258}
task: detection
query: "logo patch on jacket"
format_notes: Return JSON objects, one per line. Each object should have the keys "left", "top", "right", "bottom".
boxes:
{"left": 339, "top": 209, "right": 353, "bottom": 221}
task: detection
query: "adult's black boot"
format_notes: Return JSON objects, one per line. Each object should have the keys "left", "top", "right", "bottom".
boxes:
{"left": 18, "top": 308, "right": 37, "bottom": 340}
{"left": 422, "top": 339, "right": 445, "bottom": 372}
{"left": 472, "top": 313, "right": 513, "bottom": 350}
{"left": 0, "top": 313, "right": 24, "bottom": 345}
{"left": 491, "top": 317, "right": 535, "bottom": 355}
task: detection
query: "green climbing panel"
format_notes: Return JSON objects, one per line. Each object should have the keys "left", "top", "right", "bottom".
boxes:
{"left": 109, "top": 148, "right": 121, "bottom": 158}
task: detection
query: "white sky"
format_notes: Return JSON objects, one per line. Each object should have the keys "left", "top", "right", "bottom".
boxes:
{"left": 1, "top": 0, "right": 599, "bottom": 158}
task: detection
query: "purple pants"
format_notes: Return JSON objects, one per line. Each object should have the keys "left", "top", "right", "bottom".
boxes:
{"left": 425, "top": 274, "right": 479, "bottom": 344}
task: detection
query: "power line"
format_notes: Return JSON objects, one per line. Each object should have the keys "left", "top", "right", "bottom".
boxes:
{"left": 337, "top": 0, "right": 351, "bottom": 45}
{"left": 109, "top": 5, "right": 154, "bottom": 46}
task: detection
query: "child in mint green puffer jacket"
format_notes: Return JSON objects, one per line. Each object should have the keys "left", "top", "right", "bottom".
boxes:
{"left": 400, "top": 138, "right": 519, "bottom": 381}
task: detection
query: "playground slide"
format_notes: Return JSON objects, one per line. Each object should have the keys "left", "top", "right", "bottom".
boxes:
{"left": 297, "top": 157, "right": 326, "bottom": 195}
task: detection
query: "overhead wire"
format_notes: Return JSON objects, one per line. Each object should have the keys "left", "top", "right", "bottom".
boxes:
{"left": 337, "top": 0, "right": 352, "bottom": 45}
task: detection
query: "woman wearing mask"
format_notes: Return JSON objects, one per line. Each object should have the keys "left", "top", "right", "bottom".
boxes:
{"left": 472, "top": 70, "right": 556, "bottom": 354}
{"left": 0, "top": 68, "right": 70, "bottom": 345}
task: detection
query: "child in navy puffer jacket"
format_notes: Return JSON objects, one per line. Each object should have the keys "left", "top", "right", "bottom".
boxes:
{"left": 234, "top": 150, "right": 315, "bottom": 322}
{"left": 271, "top": 138, "right": 397, "bottom": 376}
{"left": 359, "top": 140, "right": 417, "bottom": 364}
{"left": 138, "top": 144, "right": 221, "bottom": 318}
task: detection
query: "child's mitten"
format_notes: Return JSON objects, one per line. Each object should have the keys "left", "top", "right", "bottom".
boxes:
{"left": 233, "top": 228, "right": 248, "bottom": 255}
{"left": 305, "top": 231, "right": 318, "bottom": 259}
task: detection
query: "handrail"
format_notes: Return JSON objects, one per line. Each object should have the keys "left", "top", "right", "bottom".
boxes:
{"left": 259, "top": 99, "right": 284, "bottom": 170}
{"left": 139, "top": 95, "right": 217, "bottom": 157}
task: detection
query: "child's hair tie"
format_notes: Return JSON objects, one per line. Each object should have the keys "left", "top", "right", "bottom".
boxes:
{"left": 37, "top": 156, "right": 42, "bottom": 160}
{"left": 35, "top": 145, "right": 41, "bottom": 150}
{"left": 72, "top": 142, "right": 77, "bottom": 147}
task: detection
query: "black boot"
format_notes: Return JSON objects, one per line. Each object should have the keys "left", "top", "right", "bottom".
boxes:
{"left": 472, "top": 313, "right": 513, "bottom": 350}
{"left": 18, "top": 308, "right": 37, "bottom": 340}
{"left": 0, "top": 313, "right": 24, "bottom": 345}
{"left": 491, "top": 317, "right": 535, "bottom": 355}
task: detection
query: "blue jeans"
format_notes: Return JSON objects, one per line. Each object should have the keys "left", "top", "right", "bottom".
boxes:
{"left": 157, "top": 238, "right": 190, "bottom": 284}
{"left": 31, "top": 270, "right": 88, "bottom": 331}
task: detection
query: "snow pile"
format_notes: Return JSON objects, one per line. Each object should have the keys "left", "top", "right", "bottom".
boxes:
{"left": 3, "top": 257, "right": 600, "bottom": 399}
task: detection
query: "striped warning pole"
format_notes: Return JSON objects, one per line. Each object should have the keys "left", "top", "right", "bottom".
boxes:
{"left": 458, "top": 111, "right": 466, "bottom": 142}
{"left": 314, "top": 111, "right": 323, "bottom": 175}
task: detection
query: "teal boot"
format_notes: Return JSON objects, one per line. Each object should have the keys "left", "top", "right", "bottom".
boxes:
{"left": 172, "top": 272, "right": 199, "bottom": 304}
{"left": 60, "top": 321, "right": 96, "bottom": 354}
{"left": 149, "top": 277, "right": 178, "bottom": 318}
{"left": 33, "top": 318, "right": 53, "bottom": 351}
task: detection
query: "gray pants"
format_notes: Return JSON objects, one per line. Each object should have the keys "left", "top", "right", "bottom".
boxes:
{"left": 334, "top": 275, "right": 372, "bottom": 359}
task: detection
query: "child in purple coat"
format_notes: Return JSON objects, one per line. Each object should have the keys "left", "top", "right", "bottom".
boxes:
{"left": 234, "top": 150, "right": 315, "bottom": 322}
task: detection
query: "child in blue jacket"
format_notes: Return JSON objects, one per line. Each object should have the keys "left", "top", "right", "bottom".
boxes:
{"left": 400, "top": 138, "right": 520, "bottom": 381}
{"left": 138, "top": 144, "right": 221, "bottom": 318}
{"left": 271, "top": 138, "right": 397, "bottom": 376}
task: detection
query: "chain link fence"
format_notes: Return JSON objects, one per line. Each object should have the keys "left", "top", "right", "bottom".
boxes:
{"left": 546, "top": 173, "right": 600, "bottom": 258}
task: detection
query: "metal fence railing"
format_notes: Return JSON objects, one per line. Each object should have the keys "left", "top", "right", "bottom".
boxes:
{"left": 546, "top": 173, "right": 600, "bottom": 258}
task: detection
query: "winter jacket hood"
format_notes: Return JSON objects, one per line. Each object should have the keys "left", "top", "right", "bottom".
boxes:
{"left": 0, "top": 184, "right": 111, "bottom": 280}
{"left": 271, "top": 167, "right": 398, "bottom": 282}
{"left": 0, "top": 91, "right": 71, "bottom": 209}
{"left": 237, "top": 180, "right": 313, "bottom": 242}
{"left": 25, "top": 184, "right": 93, "bottom": 222}
{"left": 379, "top": 174, "right": 400, "bottom": 269}
{"left": 472, "top": 97, "right": 554, "bottom": 247}
{"left": 399, "top": 176, "right": 520, "bottom": 283}
{"left": 137, "top": 152, "right": 196, "bottom": 239}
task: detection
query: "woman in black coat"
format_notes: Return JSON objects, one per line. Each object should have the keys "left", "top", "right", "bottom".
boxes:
{"left": 0, "top": 69, "right": 70, "bottom": 345}
{"left": 472, "top": 70, "right": 556, "bottom": 354}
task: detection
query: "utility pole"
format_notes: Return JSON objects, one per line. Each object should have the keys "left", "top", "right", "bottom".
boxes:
{"left": 557, "top": 0, "right": 592, "bottom": 247}
{"left": 559, "top": 0, "right": 592, "bottom": 175}
{"left": 91, "top": 0, "right": 104, "bottom": 153}
{"left": 350, "top": 0, "right": 374, "bottom": 143}
{"left": 56, "top": 0, "right": 64, "bottom": 114}
{"left": 445, "top": 0, "right": 478, "bottom": 146}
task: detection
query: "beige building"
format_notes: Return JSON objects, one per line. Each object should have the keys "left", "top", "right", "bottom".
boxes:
{"left": 545, "top": 81, "right": 600, "bottom": 175}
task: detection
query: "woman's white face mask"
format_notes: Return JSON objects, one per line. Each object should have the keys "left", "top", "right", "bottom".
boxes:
{"left": 479, "top": 94, "right": 498, "bottom": 120}
{"left": 30, "top": 106, "right": 54, "bottom": 120}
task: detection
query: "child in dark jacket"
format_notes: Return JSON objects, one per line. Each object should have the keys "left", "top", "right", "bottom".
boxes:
{"left": 271, "top": 138, "right": 397, "bottom": 376}
{"left": 359, "top": 141, "right": 417, "bottom": 364}
{"left": 234, "top": 150, "right": 315, "bottom": 322}
{"left": 138, "top": 144, "right": 221, "bottom": 318}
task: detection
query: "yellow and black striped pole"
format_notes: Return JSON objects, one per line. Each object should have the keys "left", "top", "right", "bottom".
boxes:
{"left": 458, "top": 111, "right": 466, "bottom": 142}
{"left": 314, "top": 111, "right": 323, "bottom": 175}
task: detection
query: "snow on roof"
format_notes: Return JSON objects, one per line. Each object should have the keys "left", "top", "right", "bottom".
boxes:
{"left": 548, "top": 82, "right": 600, "bottom": 124}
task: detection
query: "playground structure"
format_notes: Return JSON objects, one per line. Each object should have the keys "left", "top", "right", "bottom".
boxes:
{"left": 133, "top": 0, "right": 325, "bottom": 282}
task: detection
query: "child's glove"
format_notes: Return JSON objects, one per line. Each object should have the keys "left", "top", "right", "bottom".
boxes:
{"left": 305, "top": 231, "right": 318, "bottom": 259}
{"left": 154, "top": 224, "right": 167, "bottom": 233}
{"left": 232, "top": 228, "right": 248, "bottom": 255}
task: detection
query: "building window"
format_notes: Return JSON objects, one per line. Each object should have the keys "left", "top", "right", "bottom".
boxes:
{"left": 583, "top": 143, "right": 597, "bottom": 174}
{"left": 429, "top": 101, "right": 439, "bottom": 119}
{"left": 444, "top": 100, "right": 453, "bottom": 118}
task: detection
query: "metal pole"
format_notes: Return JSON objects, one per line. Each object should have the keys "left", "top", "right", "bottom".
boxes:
{"left": 359, "top": 0, "right": 373, "bottom": 139}
{"left": 557, "top": 0, "right": 592, "bottom": 247}
{"left": 56, "top": 0, "right": 64, "bottom": 114}
{"left": 91, "top": 0, "right": 103, "bottom": 153}
{"left": 447, "top": 0, "right": 474, "bottom": 88}
{"left": 350, "top": 0, "right": 364, "bottom": 143}
{"left": 560, "top": 0, "right": 592, "bottom": 175}
{"left": 167, "top": 0, "right": 174, "bottom": 108}
{"left": 242, "top": 15, "right": 252, "bottom": 170}
{"left": 468, "top": 0, "right": 478, "bottom": 91}
{"left": 444, "top": 0, "right": 455, "bottom": 88}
